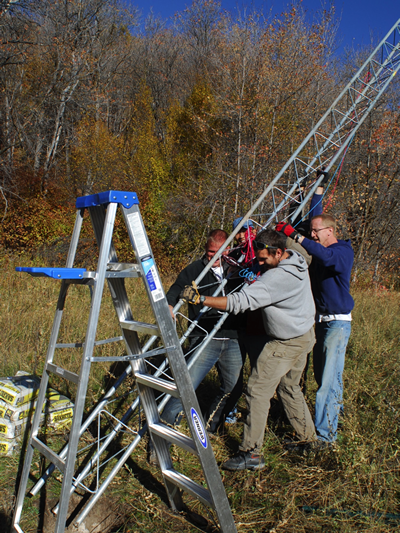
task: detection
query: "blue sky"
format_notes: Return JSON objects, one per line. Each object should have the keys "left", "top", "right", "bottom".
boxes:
{"left": 129, "top": 0, "right": 400, "bottom": 55}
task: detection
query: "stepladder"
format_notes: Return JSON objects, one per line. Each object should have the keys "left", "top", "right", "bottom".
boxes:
{"left": 12, "top": 191, "right": 237, "bottom": 533}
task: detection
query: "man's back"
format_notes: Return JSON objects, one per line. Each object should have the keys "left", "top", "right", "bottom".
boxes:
{"left": 226, "top": 250, "right": 315, "bottom": 340}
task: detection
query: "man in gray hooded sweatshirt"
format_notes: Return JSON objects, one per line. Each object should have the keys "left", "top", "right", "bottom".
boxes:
{"left": 181, "top": 228, "right": 317, "bottom": 471}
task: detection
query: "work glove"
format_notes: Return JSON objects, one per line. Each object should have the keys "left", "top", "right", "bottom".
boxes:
{"left": 275, "top": 221, "right": 299, "bottom": 241}
{"left": 180, "top": 282, "right": 201, "bottom": 305}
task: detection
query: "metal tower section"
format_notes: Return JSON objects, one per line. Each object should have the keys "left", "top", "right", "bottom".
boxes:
{"left": 193, "top": 17, "right": 400, "bottom": 285}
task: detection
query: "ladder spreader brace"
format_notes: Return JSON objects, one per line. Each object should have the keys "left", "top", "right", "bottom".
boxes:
{"left": 12, "top": 190, "right": 237, "bottom": 533}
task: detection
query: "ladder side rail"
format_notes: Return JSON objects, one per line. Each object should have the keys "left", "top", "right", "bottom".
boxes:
{"left": 12, "top": 281, "right": 71, "bottom": 530}
{"left": 89, "top": 201, "right": 143, "bottom": 356}
{"left": 118, "top": 204, "right": 192, "bottom": 512}
{"left": 54, "top": 203, "right": 119, "bottom": 533}
{"left": 13, "top": 206, "right": 87, "bottom": 530}
{"left": 65, "top": 207, "right": 85, "bottom": 267}
{"left": 121, "top": 204, "right": 238, "bottom": 531}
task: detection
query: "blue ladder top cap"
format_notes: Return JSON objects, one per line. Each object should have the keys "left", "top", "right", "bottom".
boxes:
{"left": 16, "top": 267, "right": 87, "bottom": 279}
{"left": 76, "top": 191, "right": 139, "bottom": 209}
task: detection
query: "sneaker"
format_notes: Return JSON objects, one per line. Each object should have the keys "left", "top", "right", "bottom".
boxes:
{"left": 221, "top": 451, "right": 266, "bottom": 471}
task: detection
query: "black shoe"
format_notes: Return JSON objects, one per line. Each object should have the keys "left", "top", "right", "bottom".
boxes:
{"left": 284, "top": 439, "right": 331, "bottom": 455}
{"left": 222, "top": 451, "right": 266, "bottom": 471}
{"left": 311, "top": 439, "right": 333, "bottom": 452}
{"left": 283, "top": 440, "right": 308, "bottom": 454}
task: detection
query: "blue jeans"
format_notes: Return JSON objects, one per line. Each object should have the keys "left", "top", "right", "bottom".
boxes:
{"left": 161, "top": 338, "right": 243, "bottom": 426}
{"left": 313, "top": 320, "right": 351, "bottom": 442}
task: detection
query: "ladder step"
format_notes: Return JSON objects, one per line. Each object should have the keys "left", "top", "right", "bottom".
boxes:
{"left": 106, "top": 262, "right": 140, "bottom": 273}
{"left": 106, "top": 262, "right": 141, "bottom": 278}
{"left": 31, "top": 436, "right": 65, "bottom": 473}
{"left": 135, "top": 372, "right": 179, "bottom": 397}
{"left": 47, "top": 363, "right": 79, "bottom": 384}
{"left": 121, "top": 320, "right": 160, "bottom": 336}
{"left": 149, "top": 422, "right": 198, "bottom": 456}
{"left": 162, "top": 468, "right": 213, "bottom": 508}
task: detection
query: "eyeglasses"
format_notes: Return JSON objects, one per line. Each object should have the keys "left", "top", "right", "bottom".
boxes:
{"left": 310, "top": 226, "right": 331, "bottom": 234}
{"left": 252, "top": 241, "right": 278, "bottom": 251}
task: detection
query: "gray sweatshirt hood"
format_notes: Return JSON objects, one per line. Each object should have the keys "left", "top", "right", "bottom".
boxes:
{"left": 277, "top": 249, "right": 309, "bottom": 279}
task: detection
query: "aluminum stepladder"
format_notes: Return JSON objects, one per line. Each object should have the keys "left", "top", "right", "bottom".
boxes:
{"left": 12, "top": 190, "right": 237, "bottom": 533}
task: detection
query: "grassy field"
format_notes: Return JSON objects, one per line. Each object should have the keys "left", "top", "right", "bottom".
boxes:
{"left": 0, "top": 253, "right": 399, "bottom": 533}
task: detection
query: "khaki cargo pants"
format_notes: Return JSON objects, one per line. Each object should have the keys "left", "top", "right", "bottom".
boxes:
{"left": 240, "top": 327, "right": 316, "bottom": 453}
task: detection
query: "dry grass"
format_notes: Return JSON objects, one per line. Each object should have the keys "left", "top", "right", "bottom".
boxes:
{"left": 0, "top": 253, "right": 399, "bottom": 533}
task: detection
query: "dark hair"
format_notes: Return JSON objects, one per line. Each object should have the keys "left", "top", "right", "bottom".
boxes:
{"left": 254, "top": 229, "right": 286, "bottom": 254}
{"left": 207, "top": 229, "right": 228, "bottom": 244}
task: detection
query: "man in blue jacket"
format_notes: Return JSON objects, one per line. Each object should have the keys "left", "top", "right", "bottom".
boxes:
{"left": 277, "top": 214, "right": 354, "bottom": 444}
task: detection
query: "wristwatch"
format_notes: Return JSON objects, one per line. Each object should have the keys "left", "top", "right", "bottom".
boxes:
{"left": 200, "top": 295, "right": 206, "bottom": 304}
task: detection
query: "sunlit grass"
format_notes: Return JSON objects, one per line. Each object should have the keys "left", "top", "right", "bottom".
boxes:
{"left": 0, "top": 254, "right": 399, "bottom": 532}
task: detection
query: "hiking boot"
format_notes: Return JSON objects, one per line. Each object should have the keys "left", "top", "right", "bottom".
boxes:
{"left": 221, "top": 451, "right": 266, "bottom": 471}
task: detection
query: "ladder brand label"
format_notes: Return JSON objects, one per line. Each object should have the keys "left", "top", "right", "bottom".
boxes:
{"left": 127, "top": 212, "right": 151, "bottom": 257}
{"left": 141, "top": 257, "right": 164, "bottom": 302}
{"left": 190, "top": 408, "right": 207, "bottom": 449}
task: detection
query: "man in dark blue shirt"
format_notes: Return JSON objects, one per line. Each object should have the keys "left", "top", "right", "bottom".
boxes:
{"left": 277, "top": 214, "right": 354, "bottom": 444}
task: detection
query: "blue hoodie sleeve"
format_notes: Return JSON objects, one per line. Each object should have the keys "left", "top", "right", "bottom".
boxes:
{"left": 309, "top": 192, "right": 323, "bottom": 218}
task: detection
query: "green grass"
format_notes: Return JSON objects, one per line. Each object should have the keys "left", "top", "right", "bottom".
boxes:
{"left": 0, "top": 253, "right": 399, "bottom": 532}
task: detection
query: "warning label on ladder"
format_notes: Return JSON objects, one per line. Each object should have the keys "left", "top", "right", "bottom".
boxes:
{"left": 127, "top": 212, "right": 151, "bottom": 257}
{"left": 141, "top": 257, "right": 164, "bottom": 302}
